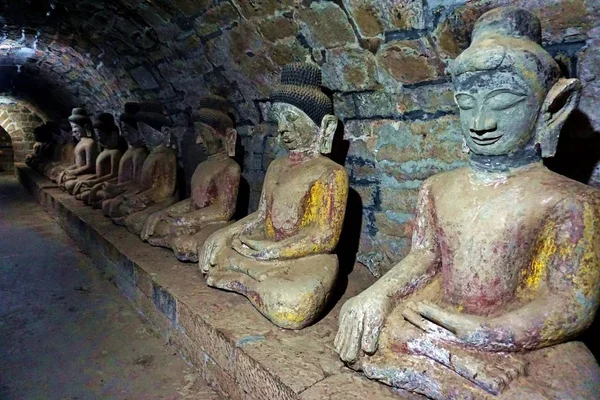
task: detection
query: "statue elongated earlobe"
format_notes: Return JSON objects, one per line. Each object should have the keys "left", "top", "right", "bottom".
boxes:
{"left": 225, "top": 128, "right": 237, "bottom": 157}
{"left": 319, "top": 114, "right": 338, "bottom": 154}
{"left": 536, "top": 78, "right": 582, "bottom": 158}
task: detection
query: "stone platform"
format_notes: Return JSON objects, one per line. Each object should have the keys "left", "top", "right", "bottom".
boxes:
{"left": 16, "top": 164, "right": 418, "bottom": 400}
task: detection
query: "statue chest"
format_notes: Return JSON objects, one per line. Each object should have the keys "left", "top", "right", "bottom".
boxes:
{"left": 73, "top": 142, "right": 89, "bottom": 166}
{"left": 265, "top": 167, "right": 325, "bottom": 239}
{"left": 118, "top": 153, "right": 135, "bottom": 183}
{"left": 433, "top": 178, "right": 557, "bottom": 313}
{"left": 95, "top": 151, "right": 116, "bottom": 175}
{"left": 191, "top": 162, "right": 220, "bottom": 208}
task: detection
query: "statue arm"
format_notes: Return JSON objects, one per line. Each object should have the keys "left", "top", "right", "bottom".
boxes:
{"left": 240, "top": 168, "right": 349, "bottom": 260}
{"left": 177, "top": 166, "right": 241, "bottom": 226}
{"left": 164, "top": 198, "right": 195, "bottom": 217}
{"left": 83, "top": 153, "right": 122, "bottom": 186}
{"left": 412, "top": 198, "right": 600, "bottom": 352}
{"left": 135, "top": 154, "right": 177, "bottom": 203}
{"left": 483, "top": 199, "right": 599, "bottom": 351}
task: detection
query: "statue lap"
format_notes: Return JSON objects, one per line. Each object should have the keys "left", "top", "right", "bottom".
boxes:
{"left": 208, "top": 242, "right": 338, "bottom": 329}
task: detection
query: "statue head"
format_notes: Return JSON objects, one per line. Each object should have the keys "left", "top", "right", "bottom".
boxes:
{"left": 194, "top": 95, "right": 236, "bottom": 157}
{"left": 93, "top": 113, "right": 120, "bottom": 149}
{"left": 135, "top": 105, "right": 172, "bottom": 150}
{"left": 271, "top": 61, "right": 338, "bottom": 155}
{"left": 56, "top": 119, "right": 72, "bottom": 144}
{"left": 450, "top": 7, "right": 581, "bottom": 159}
{"left": 119, "top": 102, "right": 144, "bottom": 147}
{"left": 33, "top": 123, "right": 53, "bottom": 143}
{"left": 68, "top": 107, "right": 93, "bottom": 141}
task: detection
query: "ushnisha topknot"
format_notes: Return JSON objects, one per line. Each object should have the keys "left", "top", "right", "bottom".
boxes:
{"left": 68, "top": 107, "right": 92, "bottom": 126}
{"left": 450, "top": 7, "right": 560, "bottom": 93}
{"left": 197, "top": 95, "right": 234, "bottom": 132}
{"left": 93, "top": 113, "right": 118, "bottom": 130}
{"left": 271, "top": 62, "right": 333, "bottom": 126}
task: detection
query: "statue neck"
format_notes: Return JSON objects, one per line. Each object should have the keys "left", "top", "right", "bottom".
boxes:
{"left": 468, "top": 143, "right": 541, "bottom": 174}
{"left": 289, "top": 148, "right": 319, "bottom": 164}
{"left": 208, "top": 151, "right": 228, "bottom": 161}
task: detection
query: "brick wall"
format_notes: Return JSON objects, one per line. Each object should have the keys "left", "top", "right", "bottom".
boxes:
{"left": 0, "top": 0, "right": 598, "bottom": 275}
{"left": 0, "top": 99, "right": 47, "bottom": 163}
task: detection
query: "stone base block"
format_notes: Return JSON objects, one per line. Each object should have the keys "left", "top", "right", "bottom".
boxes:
{"left": 16, "top": 164, "right": 412, "bottom": 400}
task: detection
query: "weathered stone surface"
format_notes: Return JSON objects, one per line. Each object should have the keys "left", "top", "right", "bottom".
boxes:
{"left": 129, "top": 66, "right": 160, "bottom": 90}
{"left": 257, "top": 14, "right": 299, "bottom": 42}
{"left": 333, "top": 93, "right": 356, "bottom": 121}
{"left": 343, "top": 0, "right": 426, "bottom": 38}
{"left": 322, "top": 47, "right": 378, "bottom": 92}
{"left": 296, "top": 2, "right": 356, "bottom": 49}
{"left": 577, "top": 26, "right": 600, "bottom": 131}
{"left": 377, "top": 38, "right": 446, "bottom": 88}
{"left": 354, "top": 91, "right": 394, "bottom": 118}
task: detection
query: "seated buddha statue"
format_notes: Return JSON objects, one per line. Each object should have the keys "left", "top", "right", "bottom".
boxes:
{"left": 199, "top": 62, "right": 349, "bottom": 330}
{"left": 108, "top": 109, "right": 178, "bottom": 236}
{"left": 141, "top": 96, "right": 240, "bottom": 262}
{"left": 43, "top": 120, "right": 76, "bottom": 181}
{"left": 57, "top": 108, "right": 98, "bottom": 187}
{"left": 335, "top": 7, "right": 600, "bottom": 399}
{"left": 65, "top": 113, "right": 122, "bottom": 198}
{"left": 85, "top": 103, "right": 148, "bottom": 210}
{"left": 25, "top": 122, "right": 55, "bottom": 169}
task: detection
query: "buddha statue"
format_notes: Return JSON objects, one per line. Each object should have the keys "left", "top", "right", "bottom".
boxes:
{"left": 141, "top": 96, "right": 240, "bottom": 262}
{"left": 44, "top": 120, "right": 76, "bottom": 181}
{"left": 65, "top": 113, "right": 122, "bottom": 198}
{"left": 25, "top": 123, "right": 55, "bottom": 169}
{"left": 334, "top": 7, "right": 600, "bottom": 399}
{"left": 199, "top": 62, "right": 349, "bottom": 330}
{"left": 107, "top": 109, "right": 178, "bottom": 236}
{"left": 57, "top": 108, "right": 98, "bottom": 187}
{"left": 85, "top": 103, "right": 148, "bottom": 210}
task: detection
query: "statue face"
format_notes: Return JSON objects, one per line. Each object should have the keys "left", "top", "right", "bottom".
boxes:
{"left": 95, "top": 127, "right": 119, "bottom": 148}
{"left": 454, "top": 70, "right": 541, "bottom": 156}
{"left": 195, "top": 122, "right": 222, "bottom": 155}
{"left": 120, "top": 122, "right": 142, "bottom": 146}
{"left": 272, "top": 103, "right": 319, "bottom": 152}
{"left": 70, "top": 122, "right": 86, "bottom": 141}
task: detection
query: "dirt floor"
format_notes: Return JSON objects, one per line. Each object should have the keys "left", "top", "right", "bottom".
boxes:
{"left": 0, "top": 175, "right": 222, "bottom": 400}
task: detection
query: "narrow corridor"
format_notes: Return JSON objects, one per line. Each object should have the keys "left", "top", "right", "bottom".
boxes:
{"left": 0, "top": 176, "right": 221, "bottom": 400}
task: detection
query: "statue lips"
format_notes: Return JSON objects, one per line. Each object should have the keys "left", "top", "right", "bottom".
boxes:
{"left": 471, "top": 134, "right": 502, "bottom": 146}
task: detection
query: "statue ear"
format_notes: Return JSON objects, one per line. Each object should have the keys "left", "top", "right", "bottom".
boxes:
{"left": 536, "top": 78, "right": 582, "bottom": 158}
{"left": 162, "top": 127, "right": 175, "bottom": 148}
{"left": 225, "top": 127, "right": 237, "bottom": 157}
{"left": 319, "top": 114, "right": 338, "bottom": 154}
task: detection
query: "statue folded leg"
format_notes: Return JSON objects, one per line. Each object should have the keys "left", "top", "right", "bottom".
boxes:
{"left": 122, "top": 196, "right": 179, "bottom": 235}
{"left": 169, "top": 222, "right": 230, "bottom": 262}
{"left": 354, "top": 284, "right": 600, "bottom": 399}
{"left": 206, "top": 244, "right": 338, "bottom": 329}
{"left": 146, "top": 220, "right": 231, "bottom": 262}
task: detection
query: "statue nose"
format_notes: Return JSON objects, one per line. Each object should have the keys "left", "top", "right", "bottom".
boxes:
{"left": 470, "top": 109, "right": 497, "bottom": 135}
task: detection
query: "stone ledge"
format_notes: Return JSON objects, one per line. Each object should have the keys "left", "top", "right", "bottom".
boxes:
{"left": 16, "top": 164, "right": 414, "bottom": 400}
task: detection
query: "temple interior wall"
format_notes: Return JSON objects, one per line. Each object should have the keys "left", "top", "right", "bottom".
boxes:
{"left": 1, "top": 0, "right": 599, "bottom": 275}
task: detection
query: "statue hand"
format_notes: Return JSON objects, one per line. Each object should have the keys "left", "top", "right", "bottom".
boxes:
{"left": 334, "top": 291, "right": 392, "bottom": 363}
{"left": 405, "top": 301, "right": 484, "bottom": 345}
{"left": 141, "top": 212, "right": 166, "bottom": 241}
{"left": 199, "top": 232, "right": 228, "bottom": 273}
{"left": 232, "top": 236, "right": 280, "bottom": 261}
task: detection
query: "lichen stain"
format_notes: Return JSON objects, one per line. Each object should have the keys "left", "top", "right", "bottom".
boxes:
{"left": 522, "top": 221, "right": 556, "bottom": 290}
{"left": 571, "top": 203, "right": 599, "bottom": 299}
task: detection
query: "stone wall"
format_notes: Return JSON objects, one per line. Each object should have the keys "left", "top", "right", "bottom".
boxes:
{"left": 0, "top": 0, "right": 599, "bottom": 275}
{"left": 0, "top": 97, "right": 48, "bottom": 163}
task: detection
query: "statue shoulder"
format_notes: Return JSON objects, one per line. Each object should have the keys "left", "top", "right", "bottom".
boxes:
{"left": 422, "top": 166, "right": 469, "bottom": 192}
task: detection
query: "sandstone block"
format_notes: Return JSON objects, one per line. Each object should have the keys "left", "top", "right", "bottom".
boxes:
{"left": 322, "top": 46, "right": 378, "bottom": 91}
{"left": 377, "top": 37, "right": 445, "bottom": 87}
{"left": 296, "top": 2, "right": 356, "bottom": 49}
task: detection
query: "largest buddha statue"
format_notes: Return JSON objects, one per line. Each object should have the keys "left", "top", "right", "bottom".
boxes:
{"left": 335, "top": 7, "right": 600, "bottom": 399}
{"left": 199, "top": 62, "right": 349, "bottom": 330}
